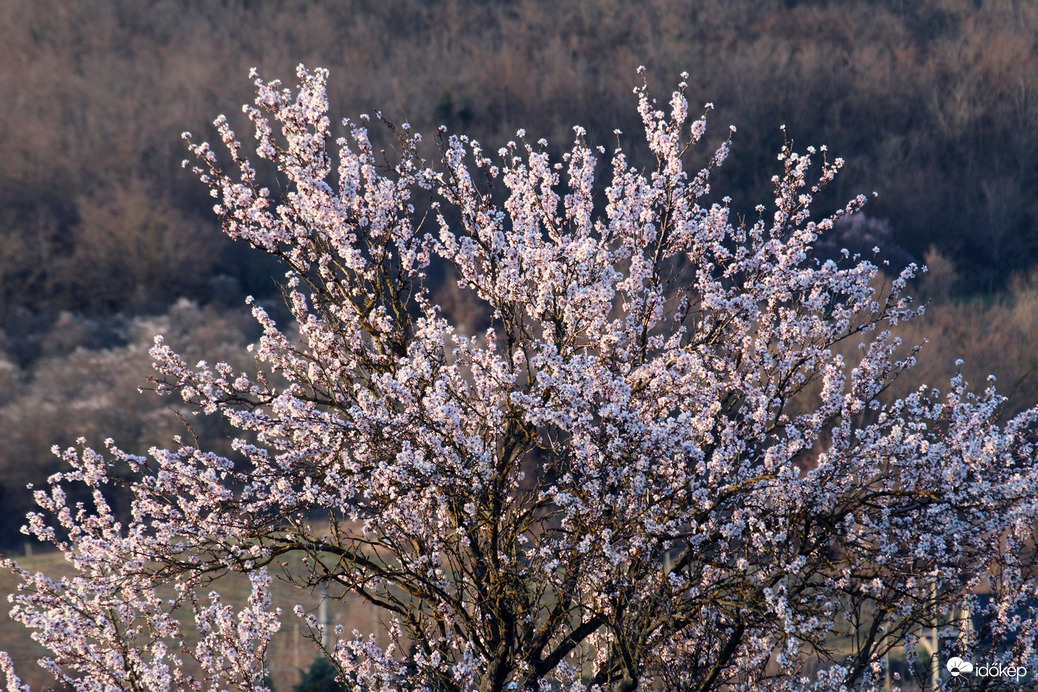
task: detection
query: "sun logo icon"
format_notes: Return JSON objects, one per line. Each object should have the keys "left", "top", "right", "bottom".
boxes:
{"left": 946, "top": 657, "right": 974, "bottom": 677}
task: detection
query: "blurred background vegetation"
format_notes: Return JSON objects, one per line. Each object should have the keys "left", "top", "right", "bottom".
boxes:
{"left": 1, "top": 0, "right": 1038, "bottom": 552}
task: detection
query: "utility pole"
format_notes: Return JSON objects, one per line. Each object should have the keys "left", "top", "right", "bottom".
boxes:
{"left": 319, "top": 579, "right": 331, "bottom": 649}
{"left": 916, "top": 581, "right": 941, "bottom": 690}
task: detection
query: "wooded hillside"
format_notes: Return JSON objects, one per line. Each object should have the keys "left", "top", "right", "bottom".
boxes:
{"left": 1, "top": 0, "right": 1037, "bottom": 550}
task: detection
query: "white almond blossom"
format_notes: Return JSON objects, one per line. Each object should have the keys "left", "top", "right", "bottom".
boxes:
{"left": 4, "top": 65, "right": 1038, "bottom": 691}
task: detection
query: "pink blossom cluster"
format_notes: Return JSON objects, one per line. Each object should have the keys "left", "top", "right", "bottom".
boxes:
{"left": 4, "top": 66, "right": 1038, "bottom": 691}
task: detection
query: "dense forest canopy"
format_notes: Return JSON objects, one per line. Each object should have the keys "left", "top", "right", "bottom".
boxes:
{"left": 0, "top": 0, "right": 1037, "bottom": 551}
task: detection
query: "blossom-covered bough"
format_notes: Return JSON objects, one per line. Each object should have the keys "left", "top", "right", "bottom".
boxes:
{"left": 3, "top": 66, "right": 1038, "bottom": 692}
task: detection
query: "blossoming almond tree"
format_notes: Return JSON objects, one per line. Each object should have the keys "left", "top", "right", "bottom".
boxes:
{"left": 4, "top": 65, "right": 1038, "bottom": 692}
